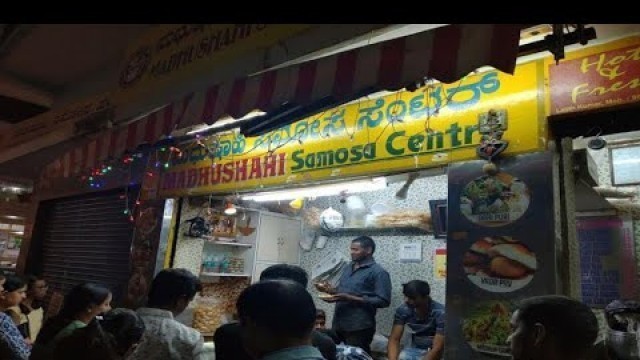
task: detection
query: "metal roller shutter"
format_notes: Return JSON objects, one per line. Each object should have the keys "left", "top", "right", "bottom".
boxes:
{"left": 34, "top": 188, "right": 136, "bottom": 305}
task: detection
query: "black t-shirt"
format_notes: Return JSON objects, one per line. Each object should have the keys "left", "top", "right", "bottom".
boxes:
{"left": 317, "top": 329, "right": 342, "bottom": 345}
{"left": 214, "top": 322, "right": 336, "bottom": 360}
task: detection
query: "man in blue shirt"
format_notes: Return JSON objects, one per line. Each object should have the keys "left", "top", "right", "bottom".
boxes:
{"left": 387, "top": 280, "right": 444, "bottom": 360}
{"left": 317, "top": 236, "right": 391, "bottom": 355}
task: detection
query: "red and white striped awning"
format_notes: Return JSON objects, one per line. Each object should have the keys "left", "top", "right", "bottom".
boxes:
{"left": 173, "top": 23, "right": 523, "bottom": 129}
{"left": 39, "top": 96, "right": 193, "bottom": 184}
{"left": 39, "top": 24, "right": 523, "bottom": 185}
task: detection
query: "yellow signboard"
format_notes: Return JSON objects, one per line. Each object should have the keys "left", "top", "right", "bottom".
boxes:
{"left": 113, "top": 24, "right": 310, "bottom": 104}
{"left": 160, "top": 61, "right": 545, "bottom": 197}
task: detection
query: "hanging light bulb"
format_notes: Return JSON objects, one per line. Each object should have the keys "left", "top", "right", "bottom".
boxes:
{"left": 224, "top": 202, "right": 237, "bottom": 215}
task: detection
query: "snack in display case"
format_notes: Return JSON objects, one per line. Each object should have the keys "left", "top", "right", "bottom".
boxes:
{"left": 194, "top": 279, "right": 250, "bottom": 333}
{"left": 193, "top": 297, "right": 223, "bottom": 334}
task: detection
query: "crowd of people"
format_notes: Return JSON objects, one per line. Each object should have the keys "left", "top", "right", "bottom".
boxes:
{"left": 0, "top": 269, "right": 204, "bottom": 360}
{"left": 0, "top": 235, "right": 600, "bottom": 360}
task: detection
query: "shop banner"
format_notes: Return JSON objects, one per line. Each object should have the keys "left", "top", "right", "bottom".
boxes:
{"left": 445, "top": 152, "right": 556, "bottom": 359}
{"left": 159, "top": 61, "right": 545, "bottom": 197}
{"left": 548, "top": 36, "right": 640, "bottom": 116}
{"left": 113, "top": 24, "right": 310, "bottom": 104}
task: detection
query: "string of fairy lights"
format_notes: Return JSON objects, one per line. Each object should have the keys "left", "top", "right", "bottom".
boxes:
{"left": 71, "top": 73, "right": 475, "bottom": 223}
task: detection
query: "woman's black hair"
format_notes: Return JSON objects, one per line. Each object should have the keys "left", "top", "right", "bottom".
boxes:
{"left": 52, "top": 308, "right": 146, "bottom": 360}
{"left": 2, "top": 275, "right": 26, "bottom": 292}
{"left": 58, "top": 283, "right": 111, "bottom": 319}
{"left": 35, "top": 282, "right": 111, "bottom": 347}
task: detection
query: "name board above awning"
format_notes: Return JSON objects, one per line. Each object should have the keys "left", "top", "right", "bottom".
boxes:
{"left": 170, "top": 24, "right": 524, "bottom": 131}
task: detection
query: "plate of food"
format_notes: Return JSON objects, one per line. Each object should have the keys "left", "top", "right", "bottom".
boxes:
{"left": 462, "top": 301, "right": 513, "bottom": 358}
{"left": 463, "top": 236, "right": 536, "bottom": 293}
{"left": 314, "top": 281, "right": 335, "bottom": 294}
{"left": 317, "top": 293, "right": 337, "bottom": 301}
{"left": 460, "top": 173, "right": 531, "bottom": 227}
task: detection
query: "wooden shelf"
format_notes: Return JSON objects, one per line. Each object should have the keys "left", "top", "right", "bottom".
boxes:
{"left": 200, "top": 272, "right": 251, "bottom": 277}
{"left": 321, "top": 226, "right": 431, "bottom": 236}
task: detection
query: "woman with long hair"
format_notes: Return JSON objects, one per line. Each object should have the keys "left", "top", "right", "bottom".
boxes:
{"left": 31, "top": 282, "right": 112, "bottom": 360}
{"left": 54, "top": 308, "right": 146, "bottom": 360}
{"left": 0, "top": 275, "right": 28, "bottom": 337}
{"left": 0, "top": 274, "right": 31, "bottom": 360}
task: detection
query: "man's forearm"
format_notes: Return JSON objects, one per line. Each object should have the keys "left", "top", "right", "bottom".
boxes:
{"left": 363, "top": 295, "right": 390, "bottom": 308}
{"left": 387, "top": 341, "right": 401, "bottom": 360}
{"left": 425, "top": 337, "right": 444, "bottom": 360}
{"left": 425, "top": 348, "right": 443, "bottom": 360}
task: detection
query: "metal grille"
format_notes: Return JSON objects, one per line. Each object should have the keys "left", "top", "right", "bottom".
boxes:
{"left": 37, "top": 188, "right": 134, "bottom": 305}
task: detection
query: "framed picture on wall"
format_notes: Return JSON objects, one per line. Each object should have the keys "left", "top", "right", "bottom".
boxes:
{"left": 610, "top": 143, "right": 640, "bottom": 186}
{"left": 429, "top": 199, "right": 447, "bottom": 239}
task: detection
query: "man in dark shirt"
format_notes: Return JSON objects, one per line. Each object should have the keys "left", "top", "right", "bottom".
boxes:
{"left": 237, "top": 280, "right": 324, "bottom": 360}
{"left": 317, "top": 236, "right": 391, "bottom": 354}
{"left": 508, "top": 295, "right": 598, "bottom": 360}
{"left": 214, "top": 264, "right": 336, "bottom": 360}
{"left": 387, "top": 280, "right": 444, "bottom": 360}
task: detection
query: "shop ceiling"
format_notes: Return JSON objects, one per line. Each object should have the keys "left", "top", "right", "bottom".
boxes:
{"left": 0, "top": 24, "right": 151, "bottom": 124}
{"left": 0, "top": 23, "right": 391, "bottom": 179}
{"left": 0, "top": 24, "right": 631, "bottom": 180}
{"left": 0, "top": 24, "right": 152, "bottom": 180}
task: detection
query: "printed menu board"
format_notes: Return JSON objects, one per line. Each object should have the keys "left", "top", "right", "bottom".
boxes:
{"left": 445, "top": 152, "right": 557, "bottom": 359}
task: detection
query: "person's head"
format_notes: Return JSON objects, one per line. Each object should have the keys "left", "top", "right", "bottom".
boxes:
{"left": 315, "top": 309, "right": 326, "bottom": 330}
{"left": 26, "top": 274, "right": 48, "bottom": 301}
{"left": 260, "top": 264, "right": 309, "bottom": 287}
{"left": 507, "top": 295, "right": 598, "bottom": 360}
{"left": 402, "top": 280, "right": 431, "bottom": 309}
{"left": 61, "top": 283, "right": 112, "bottom": 320}
{"left": 350, "top": 236, "right": 375, "bottom": 262}
{"left": 53, "top": 308, "right": 145, "bottom": 360}
{"left": 37, "top": 282, "right": 112, "bottom": 346}
{"left": 237, "top": 280, "right": 316, "bottom": 358}
{"left": 147, "top": 268, "right": 202, "bottom": 315}
{"left": 101, "top": 308, "right": 146, "bottom": 357}
{"left": 0, "top": 275, "right": 27, "bottom": 309}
